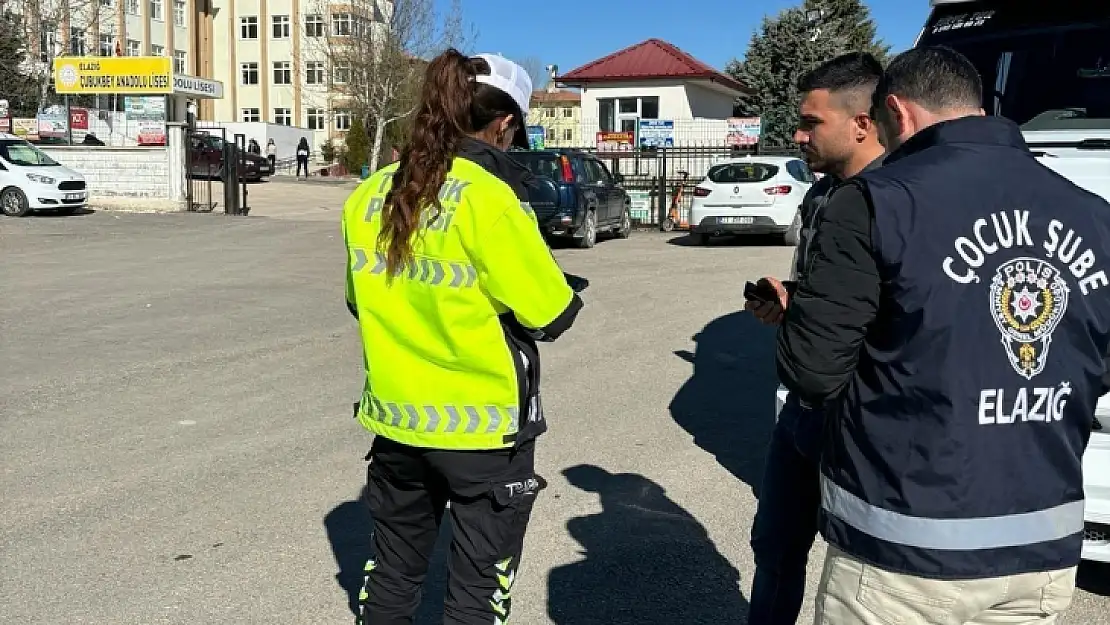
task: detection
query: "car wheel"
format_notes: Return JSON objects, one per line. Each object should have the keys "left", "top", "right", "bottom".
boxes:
{"left": 616, "top": 206, "right": 632, "bottom": 239}
{"left": 783, "top": 210, "right": 802, "bottom": 246}
{"left": 1, "top": 187, "right": 31, "bottom": 217}
{"left": 577, "top": 210, "right": 597, "bottom": 249}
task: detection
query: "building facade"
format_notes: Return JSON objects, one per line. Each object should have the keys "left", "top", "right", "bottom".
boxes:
{"left": 208, "top": 0, "right": 384, "bottom": 150}
{"left": 528, "top": 89, "right": 582, "bottom": 148}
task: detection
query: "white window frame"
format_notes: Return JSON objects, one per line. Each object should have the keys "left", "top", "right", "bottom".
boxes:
{"left": 126, "top": 0, "right": 139, "bottom": 15}
{"left": 173, "top": 50, "right": 187, "bottom": 74}
{"left": 307, "top": 108, "right": 325, "bottom": 130}
{"left": 331, "top": 13, "right": 352, "bottom": 37}
{"left": 239, "top": 16, "right": 258, "bottom": 40}
{"left": 240, "top": 62, "right": 259, "bottom": 85}
{"left": 150, "top": 43, "right": 164, "bottom": 56}
{"left": 272, "top": 15, "right": 290, "bottom": 39}
{"left": 274, "top": 108, "right": 292, "bottom": 126}
{"left": 304, "top": 14, "right": 324, "bottom": 37}
{"left": 333, "top": 61, "right": 351, "bottom": 84}
{"left": 69, "top": 28, "right": 87, "bottom": 56}
{"left": 150, "top": 0, "right": 163, "bottom": 21}
{"left": 173, "top": 0, "right": 186, "bottom": 27}
{"left": 305, "top": 61, "right": 325, "bottom": 85}
{"left": 99, "top": 34, "right": 113, "bottom": 57}
{"left": 272, "top": 61, "right": 291, "bottom": 85}
{"left": 241, "top": 108, "right": 261, "bottom": 123}
{"left": 334, "top": 109, "right": 352, "bottom": 131}
{"left": 126, "top": 39, "right": 141, "bottom": 57}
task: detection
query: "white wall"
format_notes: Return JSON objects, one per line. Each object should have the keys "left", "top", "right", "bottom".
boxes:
{"left": 195, "top": 121, "right": 314, "bottom": 162}
{"left": 580, "top": 82, "right": 692, "bottom": 121}
{"left": 685, "top": 82, "right": 739, "bottom": 119}
{"left": 41, "top": 146, "right": 171, "bottom": 199}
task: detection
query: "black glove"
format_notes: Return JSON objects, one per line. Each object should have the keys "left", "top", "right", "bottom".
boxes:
{"left": 564, "top": 272, "right": 589, "bottom": 293}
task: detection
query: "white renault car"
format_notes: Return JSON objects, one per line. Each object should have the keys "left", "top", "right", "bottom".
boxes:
{"left": 688, "top": 155, "right": 815, "bottom": 246}
{"left": 0, "top": 133, "right": 88, "bottom": 217}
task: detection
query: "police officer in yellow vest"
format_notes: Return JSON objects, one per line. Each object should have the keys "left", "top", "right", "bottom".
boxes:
{"left": 342, "top": 49, "right": 584, "bottom": 625}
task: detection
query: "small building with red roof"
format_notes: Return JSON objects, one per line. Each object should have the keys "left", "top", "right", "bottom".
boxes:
{"left": 555, "top": 38, "right": 748, "bottom": 146}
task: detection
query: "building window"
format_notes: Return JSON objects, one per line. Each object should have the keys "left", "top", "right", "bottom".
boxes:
{"left": 618, "top": 98, "right": 638, "bottom": 114}
{"left": 305, "top": 61, "right": 324, "bottom": 85}
{"left": 563, "top": 128, "right": 573, "bottom": 141}
{"left": 272, "top": 15, "right": 290, "bottom": 39}
{"left": 304, "top": 14, "right": 324, "bottom": 37}
{"left": 99, "top": 34, "right": 113, "bottom": 56}
{"left": 150, "top": 0, "right": 163, "bottom": 21}
{"left": 240, "top": 16, "right": 258, "bottom": 40}
{"left": 273, "top": 61, "right": 291, "bottom": 85}
{"left": 241, "top": 108, "right": 261, "bottom": 123}
{"left": 151, "top": 44, "right": 164, "bottom": 56}
{"left": 332, "top": 13, "right": 352, "bottom": 36}
{"left": 333, "top": 61, "right": 351, "bottom": 84}
{"left": 307, "top": 108, "right": 325, "bottom": 130}
{"left": 174, "top": 50, "right": 187, "bottom": 74}
{"left": 598, "top": 99, "right": 614, "bottom": 132}
{"left": 545, "top": 108, "right": 555, "bottom": 118}
{"left": 126, "top": 39, "right": 141, "bottom": 57}
{"left": 274, "top": 108, "right": 292, "bottom": 126}
{"left": 240, "top": 62, "right": 259, "bottom": 85}
{"left": 126, "top": 0, "right": 139, "bottom": 15}
{"left": 100, "top": 0, "right": 113, "bottom": 6}
{"left": 173, "top": 0, "right": 186, "bottom": 27}
{"left": 39, "top": 27, "right": 56, "bottom": 63}
{"left": 546, "top": 127, "right": 555, "bottom": 141}
{"left": 563, "top": 107, "right": 573, "bottom": 118}
{"left": 334, "top": 109, "right": 352, "bottom": 131}
{"left": 640, "top": 96, "right": 659, "bottom": 119}
{"left": 69, "top": 28, "right": 86, "bottom": 56}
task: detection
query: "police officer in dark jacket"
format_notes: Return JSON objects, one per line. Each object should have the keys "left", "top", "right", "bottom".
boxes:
{"left": 743, "top": 52, "right": 885, "bottom": 625}
{"left": 777, "top": 45, "right": 1110, "bottom": 624}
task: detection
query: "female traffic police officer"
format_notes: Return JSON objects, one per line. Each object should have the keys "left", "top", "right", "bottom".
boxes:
{"left": 341, "top": 48, "right": 584, "bottom": 624}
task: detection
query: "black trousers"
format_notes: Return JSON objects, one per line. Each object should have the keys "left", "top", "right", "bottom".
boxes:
{"left": 296, "top": 157, "right": 308, "bottom": 177}
{"left": 358, "top": 436, "right": 543, "bottom": 625}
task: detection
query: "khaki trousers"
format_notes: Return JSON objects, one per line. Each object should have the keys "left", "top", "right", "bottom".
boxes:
{"left": 814, "top": 545, "right": 1077, "bottom": 625}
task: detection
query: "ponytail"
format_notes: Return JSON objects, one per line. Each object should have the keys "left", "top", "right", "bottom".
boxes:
{"left": 379, "top": 48, "right": 475, "bottom": 277}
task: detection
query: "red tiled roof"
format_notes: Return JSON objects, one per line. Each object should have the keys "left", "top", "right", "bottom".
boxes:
{"left": 530, "top": 90, "right": 581, "bottom": 105}
{"left": 558, "top": 38, "right": 747, "bottom": 93}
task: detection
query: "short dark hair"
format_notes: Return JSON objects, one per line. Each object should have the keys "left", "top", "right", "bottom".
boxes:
{"left": 874, "top": 45, "right": 982, "bottom": 113}
{"left": 797, "top": 52, "right": 883, "bottom": 113}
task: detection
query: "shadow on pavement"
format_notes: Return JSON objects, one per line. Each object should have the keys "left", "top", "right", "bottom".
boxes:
{"left": 324, "top": 488, "right": 450, "bottom": 623}
{"left": 1078, "top": 560, "right": 1110, "bottom": 596}
{"left": 669, "top": 310, "right": 779, "bottom": 496}
{"left": 548, "top": 465, "right": 748, "bottom": 624}
{"left": 33, "top": 207, "right": 95, "bottom": 218}
{"left": 667, "top": 233, "right": 783, "bottom": 247}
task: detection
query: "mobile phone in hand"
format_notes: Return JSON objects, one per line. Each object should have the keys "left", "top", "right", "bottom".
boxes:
{"left": 744, "top": 279, "right": 778, "bottom": 303}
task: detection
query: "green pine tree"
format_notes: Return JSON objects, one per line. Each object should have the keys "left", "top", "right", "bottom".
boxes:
{"left": 724, "top": 1, "right": 889, "bottom": 147}
{"left": 343, "top": 117, "right": 371, "bottom": 173}
{"left": 0, "top": 11, "right": 39, "bottom": 117}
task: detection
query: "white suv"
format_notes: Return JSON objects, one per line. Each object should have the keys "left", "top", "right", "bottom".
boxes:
{"left": 0, "top": 133, "right": 88, "bottom": 217}
{"left": 688, "top": 155, "right": 815, "bottom": 246}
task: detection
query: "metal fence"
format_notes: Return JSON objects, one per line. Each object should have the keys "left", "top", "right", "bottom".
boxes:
{"left": 554, "top": 143, "right": 802, "bottom": 227}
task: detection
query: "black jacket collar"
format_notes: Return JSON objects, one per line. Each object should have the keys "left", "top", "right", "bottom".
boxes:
{"left": 457, "top": 137, "right": 534, "bottom": 201}
{"left": 884, "top": 115, "right": 1029, "bottom": 166}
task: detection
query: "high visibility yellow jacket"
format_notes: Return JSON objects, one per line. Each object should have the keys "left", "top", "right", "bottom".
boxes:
{"left": 341, "top": 138, "right": 583, "bottom": 450}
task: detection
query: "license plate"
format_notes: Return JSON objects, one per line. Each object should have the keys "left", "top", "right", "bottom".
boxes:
{"left": 720, "top": 216, "right": 754, "bottom": 225}
{"left": 64, "top": 193, "right": 83, "bottom": 201}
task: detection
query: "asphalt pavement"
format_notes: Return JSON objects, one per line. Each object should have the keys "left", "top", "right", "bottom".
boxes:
{"left": 4, "top": 197, "right": 1110, "bottom": 624}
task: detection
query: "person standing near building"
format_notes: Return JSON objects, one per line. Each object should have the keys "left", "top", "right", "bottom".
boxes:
{"left": 265, "top": 138, "right": 277, "bottom": 171}
{"left": 744, "top": 51, "right": 885, "bottom": 625}
{"left": 341, "top": 49, "right": 583, "bottom": 625}
{"left": 776, "top": 45, "right": 1110, "bottom": 624}
{"left": 295, "top": 137, "right": 310, "bottom": 178}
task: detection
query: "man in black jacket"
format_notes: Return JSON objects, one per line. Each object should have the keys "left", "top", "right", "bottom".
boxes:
{"left": 778, "top": 46, "right": 1110, "bottom": 624}
{"left": 743, "top": 52, "right": 885, "bottom": 625}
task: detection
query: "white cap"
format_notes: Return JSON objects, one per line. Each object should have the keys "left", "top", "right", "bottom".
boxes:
{"left": 473, "top": 53, "right": 533, "bottom": 123}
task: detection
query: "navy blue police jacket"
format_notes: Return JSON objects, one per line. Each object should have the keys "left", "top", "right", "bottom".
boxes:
{"left": 777, "top": 114, "right": 1110, "bottom": 579}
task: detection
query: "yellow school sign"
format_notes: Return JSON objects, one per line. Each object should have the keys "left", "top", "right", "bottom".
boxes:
{"left": 53, "top": 57, "right": 173, "bottom": 95}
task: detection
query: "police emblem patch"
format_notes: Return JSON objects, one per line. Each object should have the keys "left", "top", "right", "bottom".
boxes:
{"left": 989, "top": 258, "right": 1070, "bottom": 379}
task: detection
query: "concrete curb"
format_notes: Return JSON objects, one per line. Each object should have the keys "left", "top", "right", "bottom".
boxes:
{"left": 89, "top": 198, "right": 186, "bottom": 213}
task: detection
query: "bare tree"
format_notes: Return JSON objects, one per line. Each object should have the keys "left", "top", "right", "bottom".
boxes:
{"left": 1, "top": 0, "right": 106, "bottom": 112}
{"left": 310, "top": 0, "right": 473, "bottom": 172}
{"left": 517, "top": 55, "right": 546, "bottom": 92}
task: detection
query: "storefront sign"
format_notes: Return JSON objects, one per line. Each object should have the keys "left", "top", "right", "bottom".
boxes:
{"left": 596, "top": 131, "right": 635, "bottom": 153}
{"left": 526, "top": 125, "right": 545, "bottom": 150}
{"left": 69, "top": 107, "right": 90, "bottom": 130}
{"left": 639, "top": 120, "right": 674, "bottom": 148}
{"left": 53, "top": 57, "right": 173, "bottom": 95}
{"left": 725, "top": 117, "right": 762, "bottom": 146}
{"left": 125, "top": 96, "right": 167, "bottom": 145}
{"left": 172, "top": 74, "right": 225, "bottom": 99}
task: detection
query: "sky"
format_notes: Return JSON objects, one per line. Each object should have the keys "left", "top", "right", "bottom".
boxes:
{"left": 452, "top": 0, "right": 931, "bottom": 78}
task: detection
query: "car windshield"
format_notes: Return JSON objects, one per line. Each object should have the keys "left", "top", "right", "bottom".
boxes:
{"left": 0, "top": 139, "right": 60, "bottom": 166}
{"left": 707, "top": 162, "right": 778, "bottom": 183}
{"left": 918, "top": 1, "right": 1110, "bottom": 131}
{"left": 509, "top": 152, "right": 563, "bottom": 179}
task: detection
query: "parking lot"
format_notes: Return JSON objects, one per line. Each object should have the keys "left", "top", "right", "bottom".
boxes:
{"left": 4, "top": 183, "right": 1110, "bottom": 624}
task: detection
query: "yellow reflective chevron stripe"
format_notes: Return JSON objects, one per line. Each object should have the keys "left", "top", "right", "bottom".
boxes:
{"left": 362, "top": 393, "right": 519, "bottom": 436}
{"left": 490, "top": 556, "right": 516, "bottom": 623}
{"left": 350, "top": 248, "right": 478, "bottom": 288}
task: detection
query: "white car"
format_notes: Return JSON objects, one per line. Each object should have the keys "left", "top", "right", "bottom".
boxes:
{"left": 0, "top": 133, "right": 88, "bottom": 217}
{"left": 688, "top": 155, "right": 815, "bottom": 246}
{"left": 774, "top": 385, "right": 1110, "bottom": 562}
